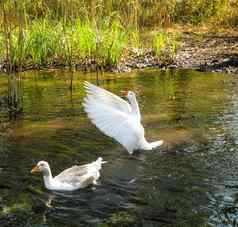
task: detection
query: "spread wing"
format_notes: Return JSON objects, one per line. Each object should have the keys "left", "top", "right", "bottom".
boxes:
{"left": 84, "top": 81, "right": 131, "bottom": 114}
{"left": 83, "top": 82, "right": 143, "bottom": 154}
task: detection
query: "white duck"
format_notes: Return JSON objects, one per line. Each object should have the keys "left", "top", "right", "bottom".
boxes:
{"left": 31, "top": 157, "right": 106, "bottom": 191}
{"left": 83, "top": 82, "right": 163, "bottom": 154}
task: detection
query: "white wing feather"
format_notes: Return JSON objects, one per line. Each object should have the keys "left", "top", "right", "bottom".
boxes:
{"left": 83, "top": 82, "right": 143, "bottom": 153}
{"left": 84, "top": 81, "right": 131, "bottom": 114}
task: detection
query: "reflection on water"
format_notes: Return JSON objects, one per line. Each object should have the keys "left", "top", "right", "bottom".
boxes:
{"left": 0, "top": 74, "right": 23, "bottom": 123}
{"left": 0, "top": 69, "right": 238, "bottom": 226}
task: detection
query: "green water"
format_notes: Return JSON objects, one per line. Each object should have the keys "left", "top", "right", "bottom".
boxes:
{"left": 0, "top": 69, "right": 238, "bottom": 226}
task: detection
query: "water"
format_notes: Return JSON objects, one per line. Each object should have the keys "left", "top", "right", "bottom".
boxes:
{"left": 0, "top": 69, "right": 238, "bottom": 226}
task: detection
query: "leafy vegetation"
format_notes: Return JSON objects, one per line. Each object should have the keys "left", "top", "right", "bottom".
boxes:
{"left": 25, "top": 19, "right": 61, "bottom": 65}
{"left": 0, "top": 0, "right": 238, "bottom": 72}
{"left": 153, "top": 31, "right": 180, "bottom": 64}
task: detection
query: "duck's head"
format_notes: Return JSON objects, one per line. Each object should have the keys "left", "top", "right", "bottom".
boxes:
{"left": 31, "top": 161, "right": 50, "bottom": 175}
{"left": 121, "top": 90, "right": 136, "bottom": 102}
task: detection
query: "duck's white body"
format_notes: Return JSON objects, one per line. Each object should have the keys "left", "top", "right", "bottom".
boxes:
{"left": 31, "top": 158, "right": 105, "bottom": 191}
{"left": 83, "top": 82, "right": 163, "bottom": 154}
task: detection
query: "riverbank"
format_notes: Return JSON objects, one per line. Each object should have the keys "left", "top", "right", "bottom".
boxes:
{"left": 1, "top": 0, "right": 238, "bottom": 76}
{"left": 123, "top": 32, "right": 238, "bottom": 74}
{"left": 175, "top": 32, "right": 238, "bottom": 74}
{"left": 1, "top": 32, "right": 238, "bottom": 75}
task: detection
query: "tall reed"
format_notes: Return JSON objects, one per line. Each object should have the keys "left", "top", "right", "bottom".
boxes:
{"left": 25, "top": 19, "right": 61, "bottom": 65}
{"left": 153, "top": 31, "right": 180, "bottom": 64}
{"left": 99, "top": 19, "right": 128, "bottom": 66}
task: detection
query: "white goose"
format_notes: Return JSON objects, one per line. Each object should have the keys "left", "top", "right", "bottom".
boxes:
{"left": 83, "top": 82, "right": 163, "bottom": 154}
{"left": 31, "top": 157, "right": 106, "bottom": 191}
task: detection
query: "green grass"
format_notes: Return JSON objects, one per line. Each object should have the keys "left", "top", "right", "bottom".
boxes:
{"left": 63, "top": 20, "right": 97, "bottom": 60}
{"left": 58, "top": 20, "right": 96, "bottom": 66}
{"left": 0, "top": 35, "right": 5, "bottom": 62}
{"left": 0, "top": 17, "right": 129, "bottom": 70}
{"left": 0, "top": 17, "right": 180, "bottom": 71}
{"left": 153, "top": 31, "right": 180, "bottom": 64}
{"left": 59, "top": 19, "right": 128, "bottom": 67}
{"left": 25, "top": 19, "right": 61, "bottom": 65}
{"left": 98, "top": 19, "right": 128, "bottom": 66}
{"left": 153, "top": 32, "right": 168, "bottom": 57}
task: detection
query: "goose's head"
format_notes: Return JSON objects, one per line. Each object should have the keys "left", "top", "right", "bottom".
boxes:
{"left": 31, "top": 161, "right": 50, "bottom": 175}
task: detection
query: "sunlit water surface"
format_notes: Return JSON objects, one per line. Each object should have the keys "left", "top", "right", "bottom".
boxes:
{"left": 0, "top": 69, "right": 238, "bottom": 226}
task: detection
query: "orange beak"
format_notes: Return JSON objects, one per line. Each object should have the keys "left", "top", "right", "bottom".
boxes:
{"left": 120, "top": 90, "right": 128, "bottom": 97}
{"left": 31, "top": 165, "right": 40, "bottom": 173}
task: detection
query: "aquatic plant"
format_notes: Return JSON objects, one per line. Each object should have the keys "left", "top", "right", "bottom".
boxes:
{"left": 8, "top": 29, "right": 26, "bottom": 68}
{"left": 153, "top": 31, "right": 180, "bottom": 64}
{"left": 59, "top": 18, "right": 128, "bottom": 68}
{"left": 153, "top": 32, "right": 168, "bottom": 57}
{"left": 0, "top": 35, "right": 5, "bottom": 62}
{"left": 58, "top": 20, "right": 96, "bottom": 66}
{"left": 99, "top": 19, "right": 128, "bottom": 66}
{"left": 76, "top": 21, "right": 97, "bottom": 59}
{"left": 25, "top": 19, "right": 61, "bottom": 65}
{"left": 128, "top": 28, "right": 140, "bottom": 48}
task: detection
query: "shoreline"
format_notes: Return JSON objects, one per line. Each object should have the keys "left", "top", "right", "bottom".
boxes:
{"left": 1, "top": 33, "right": 238, "bottom": 75}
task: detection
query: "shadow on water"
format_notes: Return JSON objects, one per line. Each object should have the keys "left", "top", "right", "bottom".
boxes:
{"left": 0, "top": 69, "right": 238, "bottom": 226}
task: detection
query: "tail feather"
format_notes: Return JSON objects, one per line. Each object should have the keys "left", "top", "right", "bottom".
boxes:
{"left": 140, "top": 138, "right": 163, "bottom": 150}
{"left": 150, "top": 140, "right": 163, "bottom": 149}
{"left": 94, "top": 157, "right": 107, "bottom": 170}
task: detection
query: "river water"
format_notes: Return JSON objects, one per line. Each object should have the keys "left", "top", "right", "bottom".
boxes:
{"left": 0, "top": 69, "right": 238, "bottom": 226}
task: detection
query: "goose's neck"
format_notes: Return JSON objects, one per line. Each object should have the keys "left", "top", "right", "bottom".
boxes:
{"left": 130, "top": 97, "right": 141, "bottom": 120}
{"left": 43, "top": 168, "right": 54, "bottom": 189}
